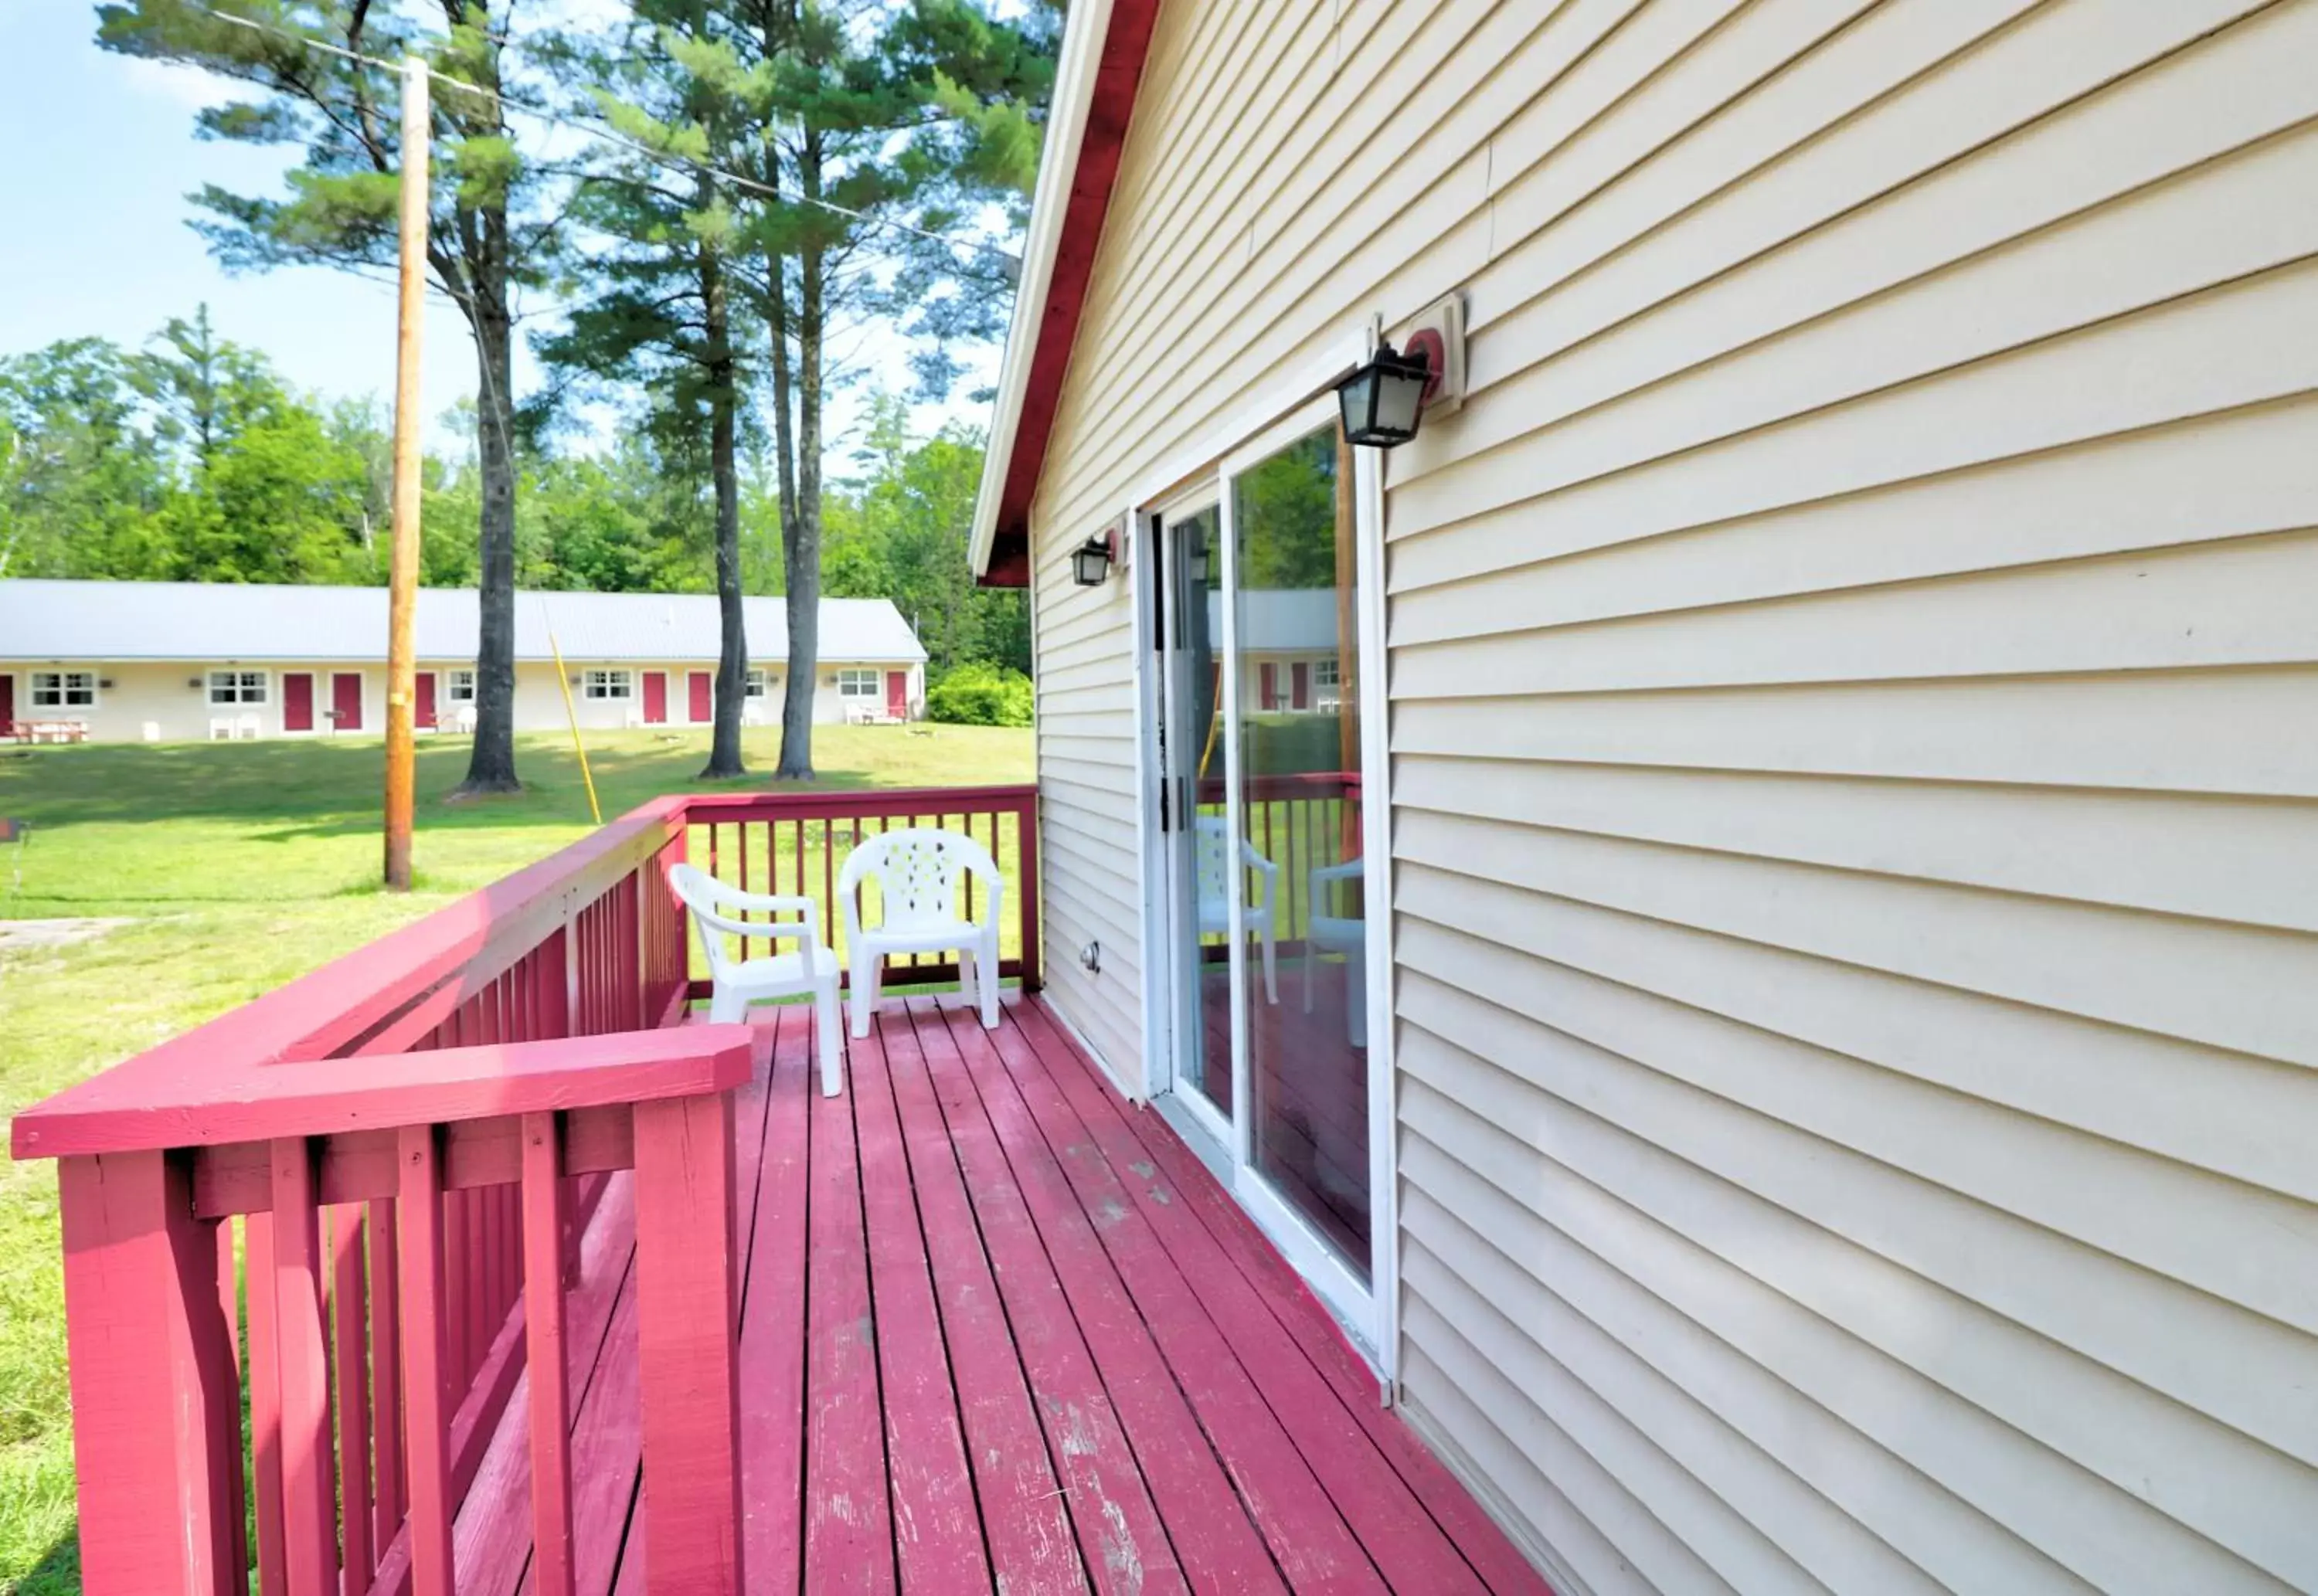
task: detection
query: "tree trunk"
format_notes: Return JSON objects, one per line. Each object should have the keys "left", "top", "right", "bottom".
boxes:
{"left": 700, "top": 204, "right": 747, "bottom": 780}
{"left": 457, "top": 273, "right": 522, "bottom": 796}
{"left": 775, "top": 138, "right": 825, "bottom": 781}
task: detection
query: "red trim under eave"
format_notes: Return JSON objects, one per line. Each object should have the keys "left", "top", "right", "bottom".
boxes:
{"left": 980, "top": 0, "right": 1164, "bottom": 589}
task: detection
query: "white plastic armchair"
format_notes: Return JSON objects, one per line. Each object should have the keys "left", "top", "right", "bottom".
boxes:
{"left": 1304, "top": 857, "right": 1368, "bottom": 1048}
{"left": 1195, "top": 815, "right": 1280, "bottom": 1004}
{"left": 839, "top": 827, "right": 1004, "bottom": 1037}
{"left": 668, "top": 861, "right": 844, "bottom": 1097}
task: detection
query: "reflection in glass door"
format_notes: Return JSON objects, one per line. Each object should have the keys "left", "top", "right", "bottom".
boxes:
{"left": 1226, "top": 424, "right": 1371, "bottom": 1282}
{"left": 1155, "top": 503, "right": 1234, "bottom": 1132}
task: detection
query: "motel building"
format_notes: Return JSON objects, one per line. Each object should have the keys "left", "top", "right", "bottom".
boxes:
{"left": 0, "top": 579, "right": 926, "bottom": 742}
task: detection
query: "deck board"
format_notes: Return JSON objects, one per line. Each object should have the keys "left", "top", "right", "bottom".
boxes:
{"left": 535, "top": 993, "right": 1550, "bottom": 1594}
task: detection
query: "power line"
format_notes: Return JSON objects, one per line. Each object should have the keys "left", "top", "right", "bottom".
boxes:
{"left": 198, "top": 5, "right": 1025, "bottom": 268}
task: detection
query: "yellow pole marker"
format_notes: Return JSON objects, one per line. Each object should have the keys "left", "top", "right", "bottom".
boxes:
{"left": 542, "top": 603, "right": 602, "bottom": 826}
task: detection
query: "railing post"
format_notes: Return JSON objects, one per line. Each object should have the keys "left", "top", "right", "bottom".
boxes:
{"left": 522, "top": 1112, "right": 578, "bottom": 1596}
{"left": 55, "top": 1149, "right": 241, "bottom": 1595}
{"left": 1017, "top": 791, "right": 1042, "bottom": 992}
{"left": 632, "top": 1089, "right": 744, "bottom": 1594}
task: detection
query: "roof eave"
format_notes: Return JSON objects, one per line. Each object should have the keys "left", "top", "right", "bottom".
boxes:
{"left": 969, "top": 0, "right": 1161, "bottom": 589}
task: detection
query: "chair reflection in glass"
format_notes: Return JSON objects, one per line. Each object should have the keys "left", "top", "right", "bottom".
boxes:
{"left": 1304, "top": 857, "right": 1367, "bottom": 1048}
{"left": 1195, "top": 814, "right": 1279, "bottom": 1004}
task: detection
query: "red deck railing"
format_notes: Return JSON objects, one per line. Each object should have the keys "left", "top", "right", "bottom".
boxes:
{"left": 8, "top": 784, "right": 1040, "bottom": 1596}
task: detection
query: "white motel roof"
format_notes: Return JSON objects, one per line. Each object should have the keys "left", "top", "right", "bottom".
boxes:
{"left": 0, "top": 579, "right": 926, "bottom": 666}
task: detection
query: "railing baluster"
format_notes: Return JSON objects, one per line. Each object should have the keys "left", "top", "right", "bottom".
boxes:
{"left": 268, "top": 1137, "right": 336, "bottom": 1595}
{"left": 397, "top": 1126, "right": 455, "bottom": 1596}
{"left": 523, "top": 1112, "right": 579, "bottom": 1596}
{"left": 53, "top": 1151, "right": 243, "bottom": 1594}
{"left": 329, "top": 1204, "right": 374, "bottom": 1594}
{"left": 634, "top": 1091, "right": 744, "bottom": 1594}
{"left": 247, "top": 1211, "right": 287, "bottom": 1596}
{"left": 222, "top": 1217, "right": 252, "bottom": 1587}
{"left": 367, "top": 1198, "right": 404, "bottom": 1552}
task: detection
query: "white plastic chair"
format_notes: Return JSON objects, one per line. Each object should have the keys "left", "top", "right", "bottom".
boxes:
{"left": 237, "top": 712, "right": 261, "bottom": 740}
{"left": 1195, "top": 815, "right": 1279, "bottom": 1005}
{"left": 839, "top": 827, "right": 1004, "bottom": 1037}
{"left": 209, "top": 717, "right": 235, "bottom": 741}
{"left": 1304, "top": 857, "right": 1368, "bottom": 1048}
{"left": 668, "top": 862, "right": 844, "bottom": 1097}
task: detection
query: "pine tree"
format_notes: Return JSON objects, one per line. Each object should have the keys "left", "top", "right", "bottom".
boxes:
{"left": 739, "top": 0, "right": 1055, "bottom": 777}
{"left": 541, "top": 3, "right": 762, "bottom": 777}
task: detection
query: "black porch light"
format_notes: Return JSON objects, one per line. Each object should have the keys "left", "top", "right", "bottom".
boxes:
{"left": 1336, "top": 338, "right": 1433, "bottom": 448}
{"left": 1072, "top": 526, "right": 1117, "bottom": 586}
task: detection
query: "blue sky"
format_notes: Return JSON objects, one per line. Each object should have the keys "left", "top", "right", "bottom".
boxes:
{"left": 0, "top": 4, "right": 999, "bottom": 457}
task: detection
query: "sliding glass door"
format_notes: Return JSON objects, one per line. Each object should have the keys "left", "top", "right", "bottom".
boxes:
{"left": 1151, "top": 403, "right": 1381, "bottom": 1335}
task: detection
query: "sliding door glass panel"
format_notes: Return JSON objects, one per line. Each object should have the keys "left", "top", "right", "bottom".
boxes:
{"left": 1164, "top": 504, "right": 1233, "bottom": 1119}
{"left": 1229, "top": 424, "right": 1371, "bottom": 1281}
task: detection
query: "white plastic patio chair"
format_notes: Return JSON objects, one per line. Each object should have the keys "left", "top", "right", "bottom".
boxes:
{"left": 1195, "top": 815, "right": 1279, "bottom": 1005}
{"left": 668, "top": 862, "right": 844, "bottom": 1097}
{"left": 839, "top": 827, "right": 1004, "bottom": 1037}
{"left": 1304, "top": 857, "right": 1368, "bottom": 1048}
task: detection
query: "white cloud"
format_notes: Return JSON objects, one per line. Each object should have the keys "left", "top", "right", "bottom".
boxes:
{"left": 113, "top": 53, "right": 240, "bottom": 113}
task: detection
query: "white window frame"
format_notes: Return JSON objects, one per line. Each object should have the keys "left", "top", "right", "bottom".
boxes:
{"left": 207, "top": 669, "right": 270, "bottom": 706}
{"left": 583, "top": 669, "right": 634, "bottom": 701}
{"left": 1313, "top": 657, "right": 1340, "bottom": 689}
{"left": 745, "top": 667, "right": 775, "bottom": 698}
{"left": 29, "top": 670, "right": 97, "bottom": 709}
{"left": 836, "top": 667, "right": 881, "bottom": 699}
{"left": 446, "top": 668, "right": 477, "bottom": 703}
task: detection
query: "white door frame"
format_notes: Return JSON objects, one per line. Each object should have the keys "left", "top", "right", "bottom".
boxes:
{"left": 1127, "top": 365, "right": 1399, "bottom": 1376}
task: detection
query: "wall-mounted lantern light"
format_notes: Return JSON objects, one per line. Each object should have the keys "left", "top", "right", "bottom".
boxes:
{"left": 1072, "top": 526, "right": 1118, "bottom": 587}
{"left": 1336, "top": 338, "right": 1433, "bottom": 448}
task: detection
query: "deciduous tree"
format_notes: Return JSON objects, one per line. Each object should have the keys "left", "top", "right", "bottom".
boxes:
{"left": 98, "top": 0, "right": 555, "bottom": 794}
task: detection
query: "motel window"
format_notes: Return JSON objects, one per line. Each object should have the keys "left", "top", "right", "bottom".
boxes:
{"left": 1314, "top": 657, "right": 1340, "bottom": 689}
{"left": 29, "top": 671, "right": 96, "bottom": 708}
{"left": 583, "top": 669, "right": 634, "bottom": 701}
{"left": 207, "top": 670, "right": 268, "bottom": 706}
{"left": 447, "top": 669, "right": 477, "bottom": 703}
{"left": 837, "top": 668, "right": 880, "bottom": 699}
{"left": 746, "top": 668, "right": 774, "bottom": 698}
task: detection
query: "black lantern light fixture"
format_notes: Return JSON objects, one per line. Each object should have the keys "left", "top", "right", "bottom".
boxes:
{"left": 1336, "top": 338, "right": 1434, "bottom": 449}
{"left": 1072, "top": 525, "right": 1118, "bottom": 586}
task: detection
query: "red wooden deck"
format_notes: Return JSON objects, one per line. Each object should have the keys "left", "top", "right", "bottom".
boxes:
{"left": 497, "top": 993, "right": 1547, "bottom": 1595}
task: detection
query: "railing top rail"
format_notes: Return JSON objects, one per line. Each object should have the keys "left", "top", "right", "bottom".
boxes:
{"left": 681, "top": 783, "right": 1037, "bottom": 817}
{"left": 12, "top": 1027, "right": 755, "bottom": 1160}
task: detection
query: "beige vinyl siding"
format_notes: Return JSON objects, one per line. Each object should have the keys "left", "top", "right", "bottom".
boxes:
{"left": 1027, "top": 536, "right": 1147, "bottom": 1089}
{"left": 1022, "top": 0, "right": 2318, "bottom": 1588}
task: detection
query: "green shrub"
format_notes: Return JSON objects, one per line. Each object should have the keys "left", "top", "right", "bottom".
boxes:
{"left": 926, "top": 663, "right": 1034, "bottom": 727}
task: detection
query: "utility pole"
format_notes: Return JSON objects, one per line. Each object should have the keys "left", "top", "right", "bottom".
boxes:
{"left": 384, "top": 55, "right": 428, "bottom": 891}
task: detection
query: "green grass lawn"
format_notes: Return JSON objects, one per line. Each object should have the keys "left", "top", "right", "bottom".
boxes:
{"left": 0, "top": 722, "right": 1031, "bottom": 1596}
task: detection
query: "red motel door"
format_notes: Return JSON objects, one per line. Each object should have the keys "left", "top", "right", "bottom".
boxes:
{"left": 688, "top": 671, "right": 712, "bottom": 722}
{"left": 641, "top": 671, "right": 668, "bottom": 725}
{"left": 885, "top": 671, "right": 908, "bottom": 720}
{"left": 283, "top": 673, "right": 314, "bottom": 732}
{"left": 1291, "top": 662, "right": 1310, "bottom": 711}
{"left": 415, "top": 673, "right": 438, "bottom": 730}
{"left": 1259, "top": 662, "right": 1279, "bottom": 711}
{"left": 1, "top": 673, "right": 13, "bottom": 730}
{"left": 331, "top": 672, "right": 364, "bottom": 732}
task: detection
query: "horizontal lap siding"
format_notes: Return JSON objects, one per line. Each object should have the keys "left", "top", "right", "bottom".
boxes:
{"left": 1027, "top": 0, "right": 2318, "bottom": 1590}
{"left": 1382, "top": 0, "right": 2318, "bottom": 1591}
